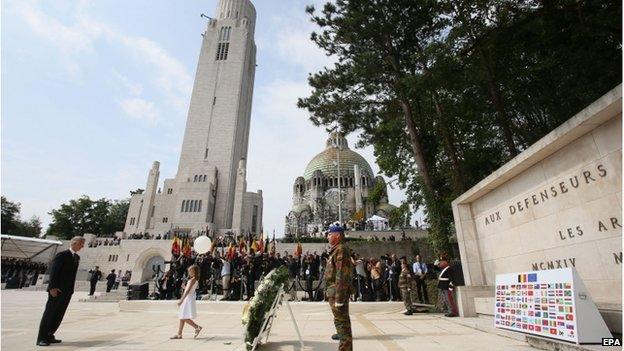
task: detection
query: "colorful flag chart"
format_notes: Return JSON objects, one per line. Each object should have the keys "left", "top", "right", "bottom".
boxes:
{"left": 494, "top": 268, "right": 611, "bottom": 344}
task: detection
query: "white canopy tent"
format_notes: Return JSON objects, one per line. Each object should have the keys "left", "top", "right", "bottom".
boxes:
{"left": 1, "top": 234, "right": 63, "bottom": 261}
{"left": 366, "top": 215, "right": 389, "bottom": 231}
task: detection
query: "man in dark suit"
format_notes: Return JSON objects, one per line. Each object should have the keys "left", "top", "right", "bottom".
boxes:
{"left": 88, "top": 266, "right": 102, "bottom": 295}
{"left": 37, "top": 236, "right": 85, "bottom": 346}
{"left": 105, "top": 269, "right": 116, "bottom": 293}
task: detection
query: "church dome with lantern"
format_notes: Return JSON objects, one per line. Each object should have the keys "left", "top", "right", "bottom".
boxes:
{"left": 303, "top": 132, "right": 374, "bottom": 180}
{"left": 284, "top": 132, "right": 398, "bottom": 238}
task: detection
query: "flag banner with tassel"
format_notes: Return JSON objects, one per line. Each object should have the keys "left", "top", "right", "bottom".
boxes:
{"left": 182, "top": 236, "right": 192, "bottom": 257}
{"left": 171, "top": 235, "right": 181, "bottom": 256}
{"left": 227, "top": 242, "right": 235, "bottom": 261}
{"left": 295, "top": 241, "right": 303, "bottom": 257}
{"left": 257, "top": 232, "right": 264, "bottom": 253}
{"left": 238, "top": 236, "right": 247, "bottom": 253}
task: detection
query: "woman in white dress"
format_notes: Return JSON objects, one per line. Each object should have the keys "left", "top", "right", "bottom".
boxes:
{"left": 171, "top": 265, "right": 203, "bottom": 339}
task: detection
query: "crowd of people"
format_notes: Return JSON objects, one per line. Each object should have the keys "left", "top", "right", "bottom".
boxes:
{"left": 153, "top": 248, "right": 457, "bottom": 316}
{"left": 125, "top": 232, "right": 173, "bottom": 240}
{"left": 1, "top": 257, "right": 48, "bottom": 288}
{"left": 88, "top": 238, "right": 121, "bottom": 247}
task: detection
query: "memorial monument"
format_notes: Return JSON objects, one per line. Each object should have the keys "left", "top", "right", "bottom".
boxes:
{"left": 452, "top": 85, "right": 622, "bottom": 333}
{"left": 123, "top": 0, "right": 263, "bottom": 239}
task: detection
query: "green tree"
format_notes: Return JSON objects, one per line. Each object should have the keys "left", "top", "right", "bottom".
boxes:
{"left": 130, "top": 188, "right": 144, "bottom": 195}
{"left": 104, "top": 200, "right": 130, "bottom": 234}
{"left": 46, "top": 196, "right": 129, "bottom": 239}
{"left": 299, "top": 0, "right": 621, "bottom": 256}
{"left": 389, "top": 203, "right": 411, "bottom": 229}
{"left": 299, "top": 0, "right": 455, "bottom": 254}
{"left": 15, "top": 216, "right": 43, "bottom": 237}
{"left": 1, "top": 196, "right": 21, "bottom": 234}
{"left": 1, "top": 196, "right": 43, "bottom": 237}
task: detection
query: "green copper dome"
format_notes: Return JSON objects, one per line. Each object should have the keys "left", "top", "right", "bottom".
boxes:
{"left": 303, "top": 133, "right": 374, "bottom": 180}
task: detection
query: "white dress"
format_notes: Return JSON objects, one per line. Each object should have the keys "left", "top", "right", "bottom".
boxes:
{"left": 178, "top": 280, "right": 197, "bottom": 319}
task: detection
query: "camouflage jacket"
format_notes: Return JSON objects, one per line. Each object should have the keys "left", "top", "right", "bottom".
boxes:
{"left": 324, "top": 243, "right": 353, "bottom": 302}
{"left": 398, "top": 269, "right": 415, "bottom": 290}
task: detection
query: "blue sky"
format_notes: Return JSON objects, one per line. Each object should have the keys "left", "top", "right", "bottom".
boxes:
{"left": 2, "top": 0, "right": 420, "bottom": 236}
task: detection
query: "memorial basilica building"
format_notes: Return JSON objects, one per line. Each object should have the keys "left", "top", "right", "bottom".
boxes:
{"left": 284, "top": 132, "right": 398, "bottom": 237}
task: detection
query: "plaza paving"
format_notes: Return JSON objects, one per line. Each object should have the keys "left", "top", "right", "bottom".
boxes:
{"left": 1, "top": 290, "right": 539, "bottom": 351}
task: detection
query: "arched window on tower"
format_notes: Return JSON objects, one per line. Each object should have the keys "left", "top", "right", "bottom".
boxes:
{"left": 181, "top": 200, "right": 186, "bottom": 212}
{"left": 216, "top": 26, "right": 231, "bottom": 61}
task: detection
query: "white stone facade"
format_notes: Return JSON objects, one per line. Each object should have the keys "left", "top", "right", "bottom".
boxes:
{"left": 285, "top": 133, "right": 398, "bottom": 237}
{"left": 123, "top": 0, "right": 262, "bottom": 239}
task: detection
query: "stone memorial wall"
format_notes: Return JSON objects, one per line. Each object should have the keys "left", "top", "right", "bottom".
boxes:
{"left": 452, "top": 86, "right": 622, "bottom": 332}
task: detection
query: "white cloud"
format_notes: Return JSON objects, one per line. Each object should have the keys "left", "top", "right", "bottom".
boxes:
{"left": 114, "top": 71, "right": 143, "bottom": 96}
{"left": 13, "top": 1, "right": 191, "bottom": 113}
{"left": 120, "top": 98, "right": 160, "bottom": 124}
{"left": 275, "top": 28, "right": 335, "bottom": 72}
{"left": 14, "top": 3, "right": 94, "bottom": 55}
{"left": 119, "top": 36, "right": 192, "bottom": 111}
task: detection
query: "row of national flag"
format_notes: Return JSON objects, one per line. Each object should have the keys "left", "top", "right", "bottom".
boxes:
{"left": 170, "top": 231, "right": 303, "bottom": 259}
{"left": 171, "top": 235, "right": 192, "bottom": 257}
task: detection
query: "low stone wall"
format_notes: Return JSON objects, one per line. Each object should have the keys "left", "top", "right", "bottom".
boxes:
{"left": 276, "top": 239, "right": 434, "bottom": 261}
{"left": 346, "top": 229, "right": 428, "bottom": 240}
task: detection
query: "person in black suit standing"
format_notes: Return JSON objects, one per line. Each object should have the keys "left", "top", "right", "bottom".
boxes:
{"left": 88, "top": 266, "right": 102, "bottom": 296}
{"left": 37, "top": 236, "right": 85, "bottom": 346}
{"left": 105, "top": 269, "right": 116, "bottom": 293}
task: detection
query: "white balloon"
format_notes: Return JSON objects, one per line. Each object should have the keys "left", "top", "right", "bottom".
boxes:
{"left": 193, "top": 236, "right": 212, "bottom": 254}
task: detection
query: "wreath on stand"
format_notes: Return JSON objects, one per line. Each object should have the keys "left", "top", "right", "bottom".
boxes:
{"left": 242, "top": 266, "right": 290, "bottom": 350}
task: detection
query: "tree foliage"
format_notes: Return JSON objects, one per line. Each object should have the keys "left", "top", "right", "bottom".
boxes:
{"left": 46, "top": 196, "right": 129, "bottom": 239}
{"left": 389, "top": 203, "right": 411, "bottom": 229}
{"left": 299, "top": 0, "right": 621, "bottom": 255}
{"left": 1, "top": 196, "right": 43, "bottom": 237}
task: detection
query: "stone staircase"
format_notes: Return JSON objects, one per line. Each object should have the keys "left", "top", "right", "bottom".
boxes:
{"left": 79, "top": 289, "right": 129, "bottom": 302}
{"left": 80, "top": 281, "right": 158, "bottom": 302}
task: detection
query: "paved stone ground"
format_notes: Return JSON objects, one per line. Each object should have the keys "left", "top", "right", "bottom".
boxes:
{"left": 1, "top": 290, "right": 538, "bottom": 351}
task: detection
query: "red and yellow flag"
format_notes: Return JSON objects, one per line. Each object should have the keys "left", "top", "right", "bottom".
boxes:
{"left": 182, "top": 237, "right": 192, "bottom": 257}
{"left": 171, "top": 235, "right": 181, "bottom": 256}
{"left": 257, "top": 234, "right": 264, "bottom": 253}
{"left": 238, "top": 238, "right": 247, "bottom": 253}
{"left": 294, "top": 242, "right": 303, "bottom": 257}
{"left": 227, "top": 242, "right": 236, "bottom": 260}
{"left": 250, "top": 239, "right": 259, "bottom": 253}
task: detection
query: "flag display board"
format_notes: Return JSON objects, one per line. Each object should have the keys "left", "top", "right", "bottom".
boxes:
{"left": 494, "top": 268, "right": 611, "bottom": 344}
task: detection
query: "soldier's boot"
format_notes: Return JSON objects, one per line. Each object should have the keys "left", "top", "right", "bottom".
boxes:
{"left": 331, "top": 334, "right": 340, "bottom": 340}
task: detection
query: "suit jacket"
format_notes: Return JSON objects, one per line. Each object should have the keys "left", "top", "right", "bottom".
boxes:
{"left": 47, "top": 249, "right": 79, "bottom": 295}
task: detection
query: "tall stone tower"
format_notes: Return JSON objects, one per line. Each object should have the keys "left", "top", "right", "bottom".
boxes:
{"left": 123, "top": 0, "right": 263, "bottom": 238}
{"left": 176, "top": 0, "right": 256, "bottom": 230}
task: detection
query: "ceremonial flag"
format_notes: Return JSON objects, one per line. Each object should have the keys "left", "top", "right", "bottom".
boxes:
{"left": 251, "top": 237, "right": 259, "bottom": 253}
{"left": 182, "top": 236, "right": 192, "bottom": 257}
{"left": 238, "top": 237, "right": 247, "bottom": 253}
{"left": 294, "top": 242, "right": 303, "bottom": 257}
{"left": 171, "top": 235, "right": 181, "bottom": 256}
{"left": 247, "top": 231, "right": 253, "bottom": 254}
{"left": 227, "top": 242, "right": 236, "bottom": 261}
{"left": 257, "top": 232, "right": 264, "bottom": 253}
{"left": 270, "top": 231, "right": 276, "bottom": 254}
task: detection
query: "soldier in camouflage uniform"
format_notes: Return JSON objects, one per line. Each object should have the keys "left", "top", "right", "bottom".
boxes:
{"left": 398, "top": 258, "right": 416, "bottom": 315}
{"left": 325, "top": 223, "right": 353, "bottom": 351}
